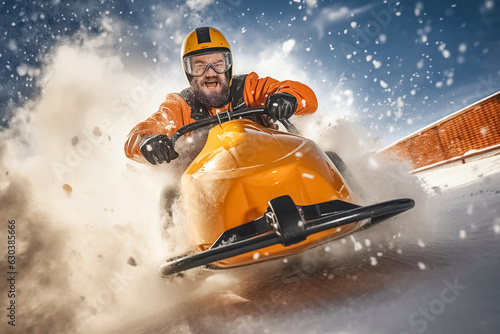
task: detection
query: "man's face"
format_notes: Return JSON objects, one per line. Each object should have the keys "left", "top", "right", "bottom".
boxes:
{"left": 189, "top": 53, "right": 230, "bottom": 108}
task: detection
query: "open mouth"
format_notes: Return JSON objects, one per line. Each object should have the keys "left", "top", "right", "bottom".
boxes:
{"left": 204, "top": 81, "right": 219, "bottom": 89}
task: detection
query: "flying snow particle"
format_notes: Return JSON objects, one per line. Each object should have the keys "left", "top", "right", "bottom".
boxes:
{"left": 7, "top": 40, "right": 18, "bottom": 52}
{"left": 241, "top": 27, "right": 247, "bottom": 33}
{"left": 418, "top": 262, "right": 426, "bottom": 270}
{"left": 282, "top": 39, "right": 296, "bottom": 54}
{"left": 350, "top": 21, "right": 357, "bottom": 28}
{"left": 417, "top": 239, "right": 426, "bottom": 248}
{"left": 379, "top": 34, "right": 387, "bottom": 43}
{"left": 305, "top": 0, "right": 317, "bottom": 7}
{"left": 397, "top": 97, "right": 404, "bottom": 110}
{"left": 62, "top": 184, "right": 73, "bottom": 197}
{"left": 372, "top": 60, "right": 382, "bottom": 69}
{"left": 442, "top": 49, "right": 451, "bottom": 58}
{"left": 253, "top": 252, "right": 260, "bottom": 260}
{"left": 366, "top": 55, "right": 373, "bottom": 62}
{"left": 380, "top": 80, "right": 388, "bottom": 89}
{"left": 365, "top": 239, "right": 371, "bottom": 247}
{"left": 494, "top": 224, "right": 500, "bottom": 234}
{"left": 459, "top": 230, "right": 467, "bottom": 239}
{"left": 368, "top": 157, "right": 379, "bottom": 170}
{"left": 302, "top": 173, "right": 315, "bottom": 179}
{"left": 458, "top": 43, "right": 467, "bottom": 53}
{"left": 186, "top": 0, "right": 214, "bottom": 11}
{"left": 354, "top": 242, "right": 363, "bottom": 251}
{"left": 370, "top": 257, "right": 378, "bottom": 266}
{"left": 343, "top": 89, "right": 354, "bottom": 106}
{"left": 16, "top": 64, "right": 28, "bottom": 76}
{"left": 415, "top": 2, "right": 424, "bottom": 16}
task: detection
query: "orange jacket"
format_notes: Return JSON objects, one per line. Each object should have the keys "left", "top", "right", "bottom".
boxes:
{"left": 124, "top": 72, "right": 318, "bottom": 162}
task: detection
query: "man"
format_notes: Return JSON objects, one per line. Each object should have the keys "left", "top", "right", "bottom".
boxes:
{"left": 124, "top": 26, "right": 318, "bottom": 165}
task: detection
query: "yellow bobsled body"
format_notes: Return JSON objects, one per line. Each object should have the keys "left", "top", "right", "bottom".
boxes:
{"left": 181, "top": 119, "right": 360, "bottom": 267}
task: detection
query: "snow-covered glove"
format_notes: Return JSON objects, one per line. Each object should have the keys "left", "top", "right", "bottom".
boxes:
{"left": 140, "top": 134, "right": 179, "bottom": 165}
{"left": 265, "top": 92, "right": 298, "bottom": 121}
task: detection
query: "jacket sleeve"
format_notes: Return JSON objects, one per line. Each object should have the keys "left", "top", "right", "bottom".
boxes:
{"left": 124, "top": 93, "right": 191, "bottom": 163}
{"left": 243, "top": 72, "right": 318, "bottom": 115}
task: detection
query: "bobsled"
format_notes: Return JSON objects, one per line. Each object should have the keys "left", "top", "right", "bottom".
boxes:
{"left": 159, "top": 108, "right": 414, "bottom": 277}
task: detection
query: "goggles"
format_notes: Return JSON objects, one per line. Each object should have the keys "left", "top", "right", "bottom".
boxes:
{"left": 183, "top": 51, "right": 232, "bottom": 77}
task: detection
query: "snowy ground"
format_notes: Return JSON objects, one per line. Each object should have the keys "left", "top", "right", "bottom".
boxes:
{"left": 116, "top": 155, "right": 500, "bottom": 334}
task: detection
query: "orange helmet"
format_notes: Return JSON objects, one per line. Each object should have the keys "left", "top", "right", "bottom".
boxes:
{"left": 181, "top": 27, "right": 233, "bottom": 85}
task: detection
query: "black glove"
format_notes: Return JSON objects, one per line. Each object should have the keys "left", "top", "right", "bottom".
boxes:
{"left": 140, "top": 134, "right": 179, "bottom": 165}
{"left": 265, "top": 92, "right": 298, "bottom": 121}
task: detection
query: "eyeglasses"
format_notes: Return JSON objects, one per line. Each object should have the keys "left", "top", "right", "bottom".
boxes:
{"left": 184, "top": 51, "right": 232, "bottom": 77}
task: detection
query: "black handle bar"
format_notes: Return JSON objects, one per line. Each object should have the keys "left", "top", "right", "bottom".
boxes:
{"left": 279, "top": 117, "right": 300, "bottom": 135}
{"left": 169, "top": 108, "right": 299, "bottom": 145}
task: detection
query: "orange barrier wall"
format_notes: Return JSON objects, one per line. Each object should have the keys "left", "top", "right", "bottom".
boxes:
{"left": 383, "top": 91, "right": 500, "bottom": 170}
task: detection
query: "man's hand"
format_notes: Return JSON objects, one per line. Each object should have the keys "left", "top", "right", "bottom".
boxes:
{"left": 140, "top": 134, "right": 179, "bottom": 165}
{"left": 265, "top": 92, "right": 298, "bottom": 121}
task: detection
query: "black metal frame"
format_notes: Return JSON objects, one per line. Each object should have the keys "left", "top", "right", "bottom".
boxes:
{"left": 169, "top": 107, "right": 298, "bottom": 145}
{"left": 159, "top": 196, "right": 414, "bottom": 277}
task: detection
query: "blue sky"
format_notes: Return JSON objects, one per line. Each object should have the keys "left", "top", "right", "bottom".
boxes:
{"left": 1, "top": 0, "right": 499, "bottom": 143}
